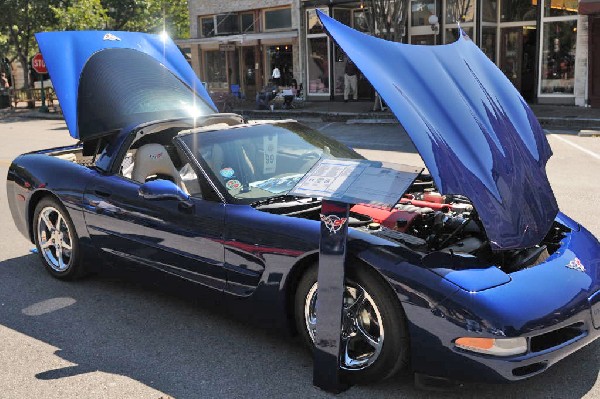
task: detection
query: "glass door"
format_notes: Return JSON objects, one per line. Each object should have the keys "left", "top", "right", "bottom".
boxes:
{"left": 409, "top": 0, "right": 437, "bottom": 45}
{"left": 242, "top": 47, "right": 258, "bottom": 99}
{"left": 500, "top": 26, "right": 536, "bottom": 101}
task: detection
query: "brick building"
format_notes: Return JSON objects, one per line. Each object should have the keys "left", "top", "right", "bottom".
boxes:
{"left": 182, "top": 0, "right": 599, "bottom": 107}
{"left": 179, "top": 0, "right": 302, "bottom": 101}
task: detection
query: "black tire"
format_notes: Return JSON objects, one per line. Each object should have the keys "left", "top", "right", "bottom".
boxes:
{"left": 32, "top": 197, "right": 85, "bottom": 280}
{"left": 294, "top": 263, "right": 409, "bottom": 384}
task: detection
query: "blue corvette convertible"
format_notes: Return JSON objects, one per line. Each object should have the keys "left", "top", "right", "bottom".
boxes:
{"left": 6, "top": 13, "right": 600, "bottom": 386}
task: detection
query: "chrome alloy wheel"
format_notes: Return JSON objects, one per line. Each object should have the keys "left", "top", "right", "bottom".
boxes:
{"left": 304, "top": 282, "right": 384, "bottom": 370}
{"left": 36, "top": 206, "right": 73, "bottom": 272}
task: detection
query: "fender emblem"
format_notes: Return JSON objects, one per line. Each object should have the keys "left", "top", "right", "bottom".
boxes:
{"left": 566, "top": 257, "right": 586, "bottom": 272}
{"left": 103, "top": 33, "right": 121, "bottom": 41}
{"left": 320, "top": 214, "right": 348, "bottom": 234}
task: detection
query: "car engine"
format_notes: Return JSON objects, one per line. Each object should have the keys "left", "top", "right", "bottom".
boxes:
{"left": 253, "top": 174, "right": 569, "bottom": 273}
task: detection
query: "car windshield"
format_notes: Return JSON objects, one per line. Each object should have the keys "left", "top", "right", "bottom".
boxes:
{"left": 178, "top": 122, "right": 363, "bottom": 203}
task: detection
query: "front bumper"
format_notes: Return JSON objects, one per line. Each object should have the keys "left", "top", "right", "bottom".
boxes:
{"left": 406, "top": 213, "right": 600, "bottom": 383}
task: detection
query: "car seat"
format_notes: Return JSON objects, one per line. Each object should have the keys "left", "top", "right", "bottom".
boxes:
{"left": 131, "top": 143, "right": 183, "bottom": 188}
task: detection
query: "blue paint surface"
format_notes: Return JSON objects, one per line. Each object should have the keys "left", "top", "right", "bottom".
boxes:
{"left": 35, "top": 31, "right": 216, "bottom": 140}
{"left": 318, "top": 11, "right": 558, "bottom": 250}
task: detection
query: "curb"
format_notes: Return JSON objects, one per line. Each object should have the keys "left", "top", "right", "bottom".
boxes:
{"left": 0, "top": 110, "right": 63, "bottom": 120}
{"left": 346, "top": 119, "right": 398, "bottom": 124}
{"left": 578, "top": 130, "right": 600, "bottom": 137}
{"left": 537, "top": 117, "right": 600, "bottom": 131}
{"left": 234, "top": 109, "right": 396, "bottom": 123}
{"left": 3, "top": 107, "right": 600, "bottom": 132}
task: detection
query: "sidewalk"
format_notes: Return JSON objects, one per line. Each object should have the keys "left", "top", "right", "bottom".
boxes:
{"left": 234, "top": 100, "right": 600, "bottom": 131}
{"left": 2, "top": 99, "right": 600, "bottom": 131}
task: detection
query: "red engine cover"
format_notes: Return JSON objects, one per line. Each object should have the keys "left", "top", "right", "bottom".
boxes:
{"left": 350, "top": 204, "right": 421, "bottom": 232}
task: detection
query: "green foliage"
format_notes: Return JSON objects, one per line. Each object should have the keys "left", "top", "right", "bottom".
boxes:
{"left": 103, "top": 0, "right": 190, "bottom": 38}
{"left": 0, "top": 0, "right": 62, "bottom": 88}
{"left": 51, "top": 0, "right": 109, "bottom": 30}
{"left": 0, "top": 0, "right": 190, "bottom": 89}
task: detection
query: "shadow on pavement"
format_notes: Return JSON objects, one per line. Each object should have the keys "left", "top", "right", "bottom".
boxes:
{"left": 0, "top": 253, "right": 597, "bottom": 399}
{"left": 313, "top": 122, "right": 420, "bottom": 154}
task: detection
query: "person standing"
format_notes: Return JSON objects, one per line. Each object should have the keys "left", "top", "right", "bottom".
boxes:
{"left": 272, "top": 66, "right": 281, "bottom": 86}
{"left": 1, "top": 72, "right": 8, "bottom": 89}
{"left": 344, "top": 59, "right": 359, "bottom": 102}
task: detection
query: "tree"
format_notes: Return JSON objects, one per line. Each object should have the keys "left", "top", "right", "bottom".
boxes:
{"left": 360, "top": 0, "right": 410, "bottom": 42}
{"left": 0, "top": 0, "right": 60, "bottom": 95}
{"left": 51, "top": 0, "right": 109, "bottom": 30}
{"left": 102, "top": 0, "right": 190, "bottom": 38}
{"left": 447, "top": 0, "right": 473, "bottom": 23}
{"left": 0, "top": 0, "right": 190, "bottom": 95}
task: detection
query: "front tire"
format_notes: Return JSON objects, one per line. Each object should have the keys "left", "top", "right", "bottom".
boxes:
{"left": 294, "top": 264, "right": 409, "bottom": 384}
{"left": 33, "top": 197, "right": 85, "bottom": 280}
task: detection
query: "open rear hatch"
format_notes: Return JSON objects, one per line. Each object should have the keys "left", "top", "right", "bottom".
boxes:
{"left": 36, "top": 31, "right": 217, "bottom": 142}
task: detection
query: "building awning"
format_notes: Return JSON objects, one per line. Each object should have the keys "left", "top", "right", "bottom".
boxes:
{"left": 176, "top": 30, "right": 298, "bottom": 46}
{"left": 579, "top": 0, "right": 600, "bottom": 14}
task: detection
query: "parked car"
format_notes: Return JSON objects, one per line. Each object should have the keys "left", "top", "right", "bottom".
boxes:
{"left": 6, "top": 24, "right": 599, "bottom": 386}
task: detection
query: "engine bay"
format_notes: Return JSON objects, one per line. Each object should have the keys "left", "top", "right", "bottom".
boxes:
{"left": 253, "top": 174, "right": 569, "bottom": 273}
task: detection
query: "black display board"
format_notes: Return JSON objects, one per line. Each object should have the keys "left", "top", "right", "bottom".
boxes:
{"left": 291, "top": 158, "right": 421, "bottom": 393}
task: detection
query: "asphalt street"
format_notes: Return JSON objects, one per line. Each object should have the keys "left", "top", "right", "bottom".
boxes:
{"left": 0, "top": 117, "right": 598, "bottom": 399}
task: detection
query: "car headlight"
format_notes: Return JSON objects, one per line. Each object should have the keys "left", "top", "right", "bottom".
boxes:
{"left": 454, "top": 337, "right": 527, "bottom": 356}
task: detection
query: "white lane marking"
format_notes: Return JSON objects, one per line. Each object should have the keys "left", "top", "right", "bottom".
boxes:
{"left": 549, "top": 134, "right": 600, "bottom": 161}
{"left": 319, "top": 122, "right": 336, "bottom": 131}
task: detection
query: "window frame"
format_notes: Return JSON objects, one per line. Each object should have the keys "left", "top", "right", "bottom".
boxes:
{"left": 263, "top": 7, "right": 293, "bottom": 31}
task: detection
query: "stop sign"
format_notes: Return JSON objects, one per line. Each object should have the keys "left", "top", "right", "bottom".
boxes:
{"left": 32, "top": 53, "right": 47, "bottom": 74}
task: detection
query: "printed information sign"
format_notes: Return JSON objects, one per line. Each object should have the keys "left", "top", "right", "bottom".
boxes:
{"left": 290, "top": 158, "right": 422, "bottom": 208}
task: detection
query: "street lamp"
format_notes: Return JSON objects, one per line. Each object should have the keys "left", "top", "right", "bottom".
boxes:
{"left": 428, "top": 15, "right": 439, "bottom": 33}
{"left": 428, "top": 15, "right": 439, "bottom": 45}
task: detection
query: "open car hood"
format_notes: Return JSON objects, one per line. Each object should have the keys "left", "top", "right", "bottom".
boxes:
{"left": 36, "top": 31, "right": 217, "bottom": 141}
{"left": 318, "top": 11, "right": 558, "bottom": 250}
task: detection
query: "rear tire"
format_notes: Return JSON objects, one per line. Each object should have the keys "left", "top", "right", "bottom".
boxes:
{"left": 294, "top": 264, "right": 409, "bottom": 384}
{"left": 33, "top": 197, "right": 85, "bottom": 280}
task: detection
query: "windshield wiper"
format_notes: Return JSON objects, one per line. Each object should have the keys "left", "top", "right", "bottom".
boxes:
{"left": 251, "top": 194, "right": 304, "bottom": 208}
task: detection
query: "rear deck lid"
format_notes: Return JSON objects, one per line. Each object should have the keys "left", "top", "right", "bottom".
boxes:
{"left": 36, "top": 31, "right": 217, "bottom": 141}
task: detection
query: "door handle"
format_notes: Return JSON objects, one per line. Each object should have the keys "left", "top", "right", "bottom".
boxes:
{"left": 94, "top": 188, "right": 112, "bottom": 198}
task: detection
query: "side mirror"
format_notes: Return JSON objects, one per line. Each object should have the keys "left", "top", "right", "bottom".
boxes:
{"left": 139, "top": 179, "right": 191, "bottom": 203}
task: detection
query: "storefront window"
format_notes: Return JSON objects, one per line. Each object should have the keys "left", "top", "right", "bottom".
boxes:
{"left": 216, "top": 14, "right": 239, "bottom": 35}
{"left": 412, "top": 0, "right": 436, "bottom": 26}
{"left": 265, "top": 8, "right": 292, "bottom": 30}
{"left": 307, "top": 37, "right": 329, "bottom": 94}
{"left": 481, "top": 27, "right": 497, "bottom": 62}
{"left": 543, "top": 0, "right": 578, "bottom": 16}
{"left": 241, "top": 13, "right": 255, "bottom": 33}
{"left": 444, "top": 26, "right": 474, "bottom": 43}
{"left": 481, "top": 0, "right": 497, "bottom": 22}
{"left": 200, "top": 17, "right": 215, "bottom": 37}
{"left": 307, "top": 8, "right": 328, "bottom": 34}
{"left": 333, "top": 8, "right": 352, "bottom": 27}
{"left": 446, "top": 0, "right": 475, "bottom": 23}
{"left": 353, "top": 9, "right": 370, "bottom": 32}
{"left": 205, "top": 51, "right": 227, "bottom": 89}
{"left": 411, "top": 34, "right": 436, "bottom": 45}
{"left": 541, "top": 20, "right": 577, "bottom": 94}
{"left": 501, "top": 0, "right": 537, "bottom": 21}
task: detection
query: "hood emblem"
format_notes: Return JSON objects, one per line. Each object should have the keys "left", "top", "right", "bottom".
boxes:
{"left": 103, "top": 33, "right": 121, "bottom": 41}
{"left": 320, "top": 214, "right": 348, "bottom": 234}
{"left": 566, "top": 257, "right": 586, "bottom": 272}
